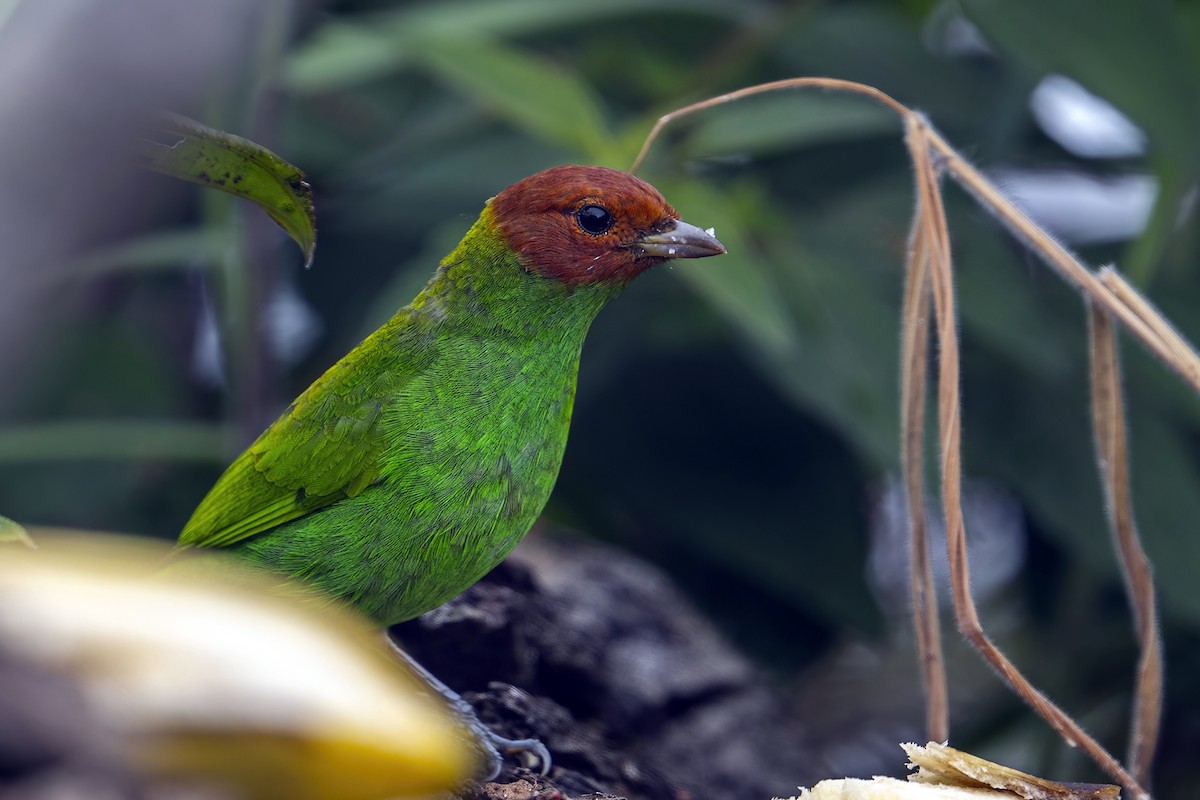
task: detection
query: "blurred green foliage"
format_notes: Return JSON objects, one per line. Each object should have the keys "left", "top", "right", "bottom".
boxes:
{"left": 2, "top": 0, "right": 1200, "bottom": 795}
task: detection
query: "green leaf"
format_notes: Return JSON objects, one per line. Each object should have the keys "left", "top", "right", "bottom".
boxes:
{"left": 0, "top": 514, "right": 34, "bottom": 548}
{"left": 961, "top": 0, "right": 1200, "bottom": 175}
{"left": 390, "top": 0, "right": 742, "bottom": 39}
{"left": 962, "top": 0, "right": 1200, "bottom": 289}
{"left": 140, "top": 113, "right": 317, "bottom": 269}
{"left": 284, "top": 0, "right": 744, "bottom": 92}
{"left": 653, "top": 177, "right": 797, "bottom": 357}
{"left": 1122, "top": 403, "right": 1200, "bottom": 622}
{"left": 0, "top": 422, "right": 231, "bottom": 464}
{"left": 950, "top": 202, "right": 1074, "bottom": 381}
{"left": 284, "top": 20, "right": 412, "bottom": 93}
{"left": 65, "top": 228, "right": 229, "bottom": 279}
{"left": 659, "top": 175, "right": 905, "bottom": 469}
{"left": 683, "top": 93, "right": 899, "bottom": 158}
{"left": 410, "top": 38, "right": 611, "bottom": 160}
{"left": 1124, "top": 164, "right": 1191, "bottom": 287}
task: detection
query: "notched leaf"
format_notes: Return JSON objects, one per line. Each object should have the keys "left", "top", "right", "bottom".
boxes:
{"left": 139, "top": 113, "right": 317, "bottom": 269}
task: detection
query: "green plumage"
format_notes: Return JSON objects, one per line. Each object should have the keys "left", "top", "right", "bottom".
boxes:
{"left": 177, "top": 164, "right": 724, "bottom": 637}
{"left": 179, "top": 205, "right": 624, "bottom": 625}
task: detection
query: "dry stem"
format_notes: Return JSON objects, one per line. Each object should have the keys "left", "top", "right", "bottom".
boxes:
{"left": 901, "top": 141, "right": 948, "bottom": 744}
{"left": 908, "top": 109, "right": 1146, "bottom": 800}
{"left": 630, "top": 77, "right": 1191, "bottom": 800}
{"left": 1088, "top": 304, "right": 1163, "bottom": 784}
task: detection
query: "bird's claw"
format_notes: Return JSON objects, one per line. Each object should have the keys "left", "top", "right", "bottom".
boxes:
{"left": 456, "top": 701, "right": 551, "bottom": 780}
{"left": 487, "top": 732, "right": 551, "bottom": 777}
{"left": 383, "top": 636, "right": 551, "bottom": 780}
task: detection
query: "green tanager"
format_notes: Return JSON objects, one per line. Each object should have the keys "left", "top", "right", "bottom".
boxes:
{"left": 174, "top": 164, "right": 725, "bottom": 773}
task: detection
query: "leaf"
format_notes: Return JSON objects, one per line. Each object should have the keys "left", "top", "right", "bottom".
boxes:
{"left": 391, "top": 0, "right": 742, "bottom": 39}
{"left": 950, "top": 202, "right": 1074, "bottom": 381}
{"left": 661, "top": 175, "right": 905, "bottom": 468}
{"left": 1117, "top": 390, "right": 1200, "bottom": 623}
{"left": 140, "top": 113, "right": 317, "bottom": 269}
{"left": 962, "top": 0, "right": 1200, "bottom": 288}
{"left": 653, "top": 177, "right": 797, "bottom": 358}
{"left": 961, "top": 0, "right": 1200, "bottom": 176}
{"left": 0, "top": 422, "right": 231, "bottom": 464}
{"left": 284, "top": 20, "right": 412, "bottom": 93}
{"left": 284, "top": 0, "right": 743, "bottom": 92}
{"left": 65, "top": 228, "right": 229, "bottom": 279}
{"left": 683, "top": 93, "right": 898, "bottom": 158}
{"left": 0, "top": 514, "right": 34, "bottom": 548}
{"left": 409, "top": 38, "right": 612, "bottom": 160}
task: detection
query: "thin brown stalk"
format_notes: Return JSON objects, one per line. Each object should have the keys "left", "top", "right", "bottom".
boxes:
{"left": 1088, "top": 304, "right": 1163, "bottom": 785}
{"left": 1098, "top": 267, "right": 1200, "bottom": 389}
{"left": 900, "top": 183, "right": 948, "bottom": 743}
{"left": 919, "top": 128, "right": 1200, "bottom": 397}
{"left": 907, "top": 113, "right": 1148, "bottom": 800}
{"left": 629, "top": 77, "right": 1179, "bottom": 800}
{"left": 629, "top": 77, "right": 909, "bottom": 175}
{"left": 632, "top": 77, "right": 1200, "bottom": 395}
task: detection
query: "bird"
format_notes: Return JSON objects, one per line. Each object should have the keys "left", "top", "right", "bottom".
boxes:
{"left": 173, "top": 164, "right": 726, "bottom": 774}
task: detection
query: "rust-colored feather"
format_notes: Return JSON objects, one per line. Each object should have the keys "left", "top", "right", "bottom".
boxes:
{"left": 491, "top": 165, "right": 680, "bottom": 285}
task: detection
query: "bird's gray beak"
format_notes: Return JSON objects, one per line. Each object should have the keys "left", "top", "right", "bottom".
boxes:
{"left": 634, "top": 219, "right": 726, "bottom": 259}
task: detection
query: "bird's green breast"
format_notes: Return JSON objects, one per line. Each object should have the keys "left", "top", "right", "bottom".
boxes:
{"left": 225, "top": 209, "right": 624, "bottom": 625}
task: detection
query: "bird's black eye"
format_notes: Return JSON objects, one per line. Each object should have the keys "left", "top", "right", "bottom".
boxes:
{"left": 575, "top": 204, "right": 614, "bottom": 235}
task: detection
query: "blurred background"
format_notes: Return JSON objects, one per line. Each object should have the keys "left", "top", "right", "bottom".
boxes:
{"left": 1, "top": 0, "right": 1198, "bottom": 796}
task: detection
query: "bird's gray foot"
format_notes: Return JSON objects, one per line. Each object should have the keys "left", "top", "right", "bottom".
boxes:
{"left": 477, "top": 730, "right": 551, "bottom": 780}
{"left": 383, "top": 633, "right": 551, "bottom": 779}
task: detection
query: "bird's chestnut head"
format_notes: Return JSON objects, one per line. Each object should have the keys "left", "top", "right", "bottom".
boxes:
{"left": 490, "top": 165, "right": 725, "bottom": 286}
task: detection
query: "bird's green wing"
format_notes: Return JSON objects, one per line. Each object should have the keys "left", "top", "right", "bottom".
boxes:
{"left": 178, "top": 316, "right": 433, "bottom": 550}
